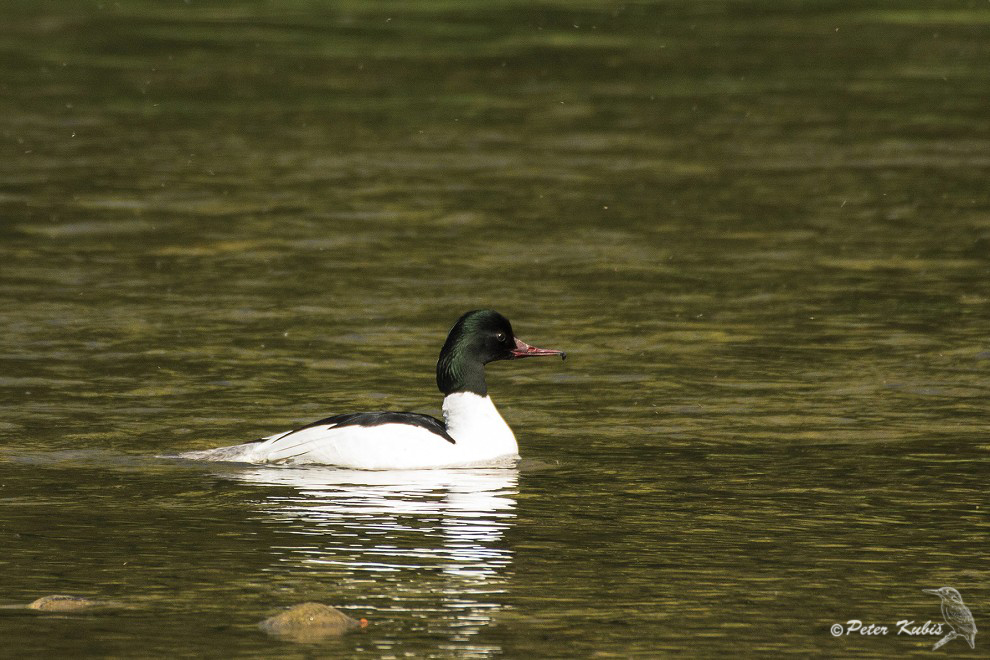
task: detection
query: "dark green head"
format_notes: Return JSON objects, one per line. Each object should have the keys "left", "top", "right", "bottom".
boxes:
{"left": 436, "top": 310, "right": 565, "bottom": 396}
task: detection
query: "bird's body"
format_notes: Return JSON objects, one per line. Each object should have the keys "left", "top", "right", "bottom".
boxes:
{"left": 924, "top": 587, "right": 977, "bottom": 650}
{"left": 179, "top": 310, "right": 564, "bottom": 470}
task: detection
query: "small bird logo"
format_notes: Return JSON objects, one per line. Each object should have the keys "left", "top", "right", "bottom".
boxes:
{"left": 923, "top": 587, "right": 977, "bottom": 650}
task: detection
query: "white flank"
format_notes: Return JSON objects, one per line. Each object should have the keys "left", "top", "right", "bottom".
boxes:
{"left": 178, "top": 393, "right": 520, "bottom": 470}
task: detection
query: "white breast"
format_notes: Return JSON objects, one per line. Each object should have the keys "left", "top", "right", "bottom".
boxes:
{"left": 442, "top": 392, "right": 518, "bottom": 460}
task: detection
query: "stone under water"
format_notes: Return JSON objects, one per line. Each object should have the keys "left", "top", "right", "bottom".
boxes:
{"left": 259, "top": 602, "right": 367, "bottom": 642}
{"left": 27, "top": 595, "right": 100, "bottom": 612}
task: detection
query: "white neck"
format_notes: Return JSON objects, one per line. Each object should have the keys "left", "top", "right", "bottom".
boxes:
{"left": 442, "top": 392, "right": 519, "bottom": 462}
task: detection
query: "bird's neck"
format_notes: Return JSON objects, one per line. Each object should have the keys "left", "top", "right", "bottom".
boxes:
{"left": 436, "top": 351, "right": 488, "bottom": 396}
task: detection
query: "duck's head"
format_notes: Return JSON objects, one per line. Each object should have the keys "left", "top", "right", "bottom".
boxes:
{"left": 436, "top": 309, "right": 565, "bottom": 396}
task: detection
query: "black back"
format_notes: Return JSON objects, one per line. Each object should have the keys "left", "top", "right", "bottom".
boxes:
{"left": 291, "top": 410, "right": 456, "bottom": 444}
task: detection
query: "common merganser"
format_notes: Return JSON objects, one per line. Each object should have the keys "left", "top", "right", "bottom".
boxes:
{"left": 179, "top": 310, "right": 565, "bottom": 469}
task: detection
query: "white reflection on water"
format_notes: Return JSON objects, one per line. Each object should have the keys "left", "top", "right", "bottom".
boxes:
{"left": 225, "top": 466, "right": 517, "bottom": 649}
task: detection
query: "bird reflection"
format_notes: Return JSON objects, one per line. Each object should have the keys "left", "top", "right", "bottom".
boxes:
{"left": 220, "top": 466, "right": 518, "bottom": 649}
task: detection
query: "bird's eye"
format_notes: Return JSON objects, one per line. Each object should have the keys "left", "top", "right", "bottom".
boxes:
{"left": 495, "top": 332, "right": 506, "bottom": 342}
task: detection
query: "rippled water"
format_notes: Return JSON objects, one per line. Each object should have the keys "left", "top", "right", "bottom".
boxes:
{"left": 2, "top": 2, "right": 989, "bottom": 657}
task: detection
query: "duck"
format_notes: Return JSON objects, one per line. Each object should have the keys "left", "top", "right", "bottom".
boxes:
{"left": 179, "top": 310, "right": 565, "bottom": 469}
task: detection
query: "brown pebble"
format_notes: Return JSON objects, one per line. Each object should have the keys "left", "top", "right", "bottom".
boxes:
{"left": 27, "top": 595, "right": 99, "bottom": 612}
{"left": 259, "top": 602, "right": 367, "bottom": 642}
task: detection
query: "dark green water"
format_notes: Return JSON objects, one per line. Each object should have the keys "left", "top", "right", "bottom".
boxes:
{"left": 2, "top": 1, "right": 989, "bottom": 657}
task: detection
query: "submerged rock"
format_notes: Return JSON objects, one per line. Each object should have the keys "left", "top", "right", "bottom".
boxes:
{"left": 259, "top": 602, "right": 367, "bottom": 642}
{"left": 27, "top": 595, "right": 100, "bottom": 612}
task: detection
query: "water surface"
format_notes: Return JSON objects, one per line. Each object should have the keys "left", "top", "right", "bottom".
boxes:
{"left": 1, "top": 1, "right": 988, "bottom": 657}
